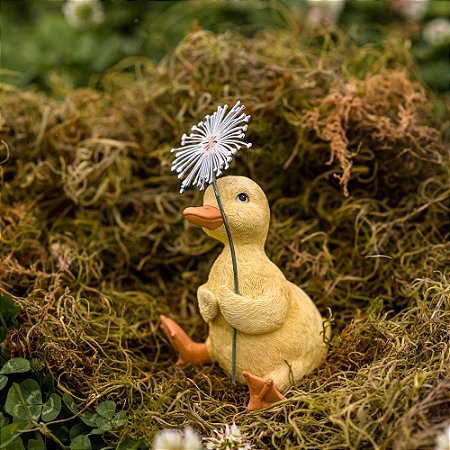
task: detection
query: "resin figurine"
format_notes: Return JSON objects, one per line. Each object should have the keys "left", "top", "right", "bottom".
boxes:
{"left": 161, "top": 175, "right": 330, "bottom": 411}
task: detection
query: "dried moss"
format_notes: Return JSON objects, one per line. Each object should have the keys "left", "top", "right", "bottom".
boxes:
{"left": 0, "top": 29, "right": 449, "bottom": 449}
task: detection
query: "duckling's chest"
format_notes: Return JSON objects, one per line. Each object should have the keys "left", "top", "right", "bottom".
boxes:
{"left": 206, "top": 251, "right": 280, "bottom": 296}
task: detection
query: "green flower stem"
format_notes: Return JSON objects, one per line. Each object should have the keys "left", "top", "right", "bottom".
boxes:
{"left": 211, "top": 176, "right": 239, "bottom": 385}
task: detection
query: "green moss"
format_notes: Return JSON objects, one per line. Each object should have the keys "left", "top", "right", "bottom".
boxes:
{"left": 0, "top": 29, "right": 448, "bottom": 449}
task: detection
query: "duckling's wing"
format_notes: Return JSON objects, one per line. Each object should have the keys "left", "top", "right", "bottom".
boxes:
{"left": 217, "top": 285, "right": 289, "bottom": 335}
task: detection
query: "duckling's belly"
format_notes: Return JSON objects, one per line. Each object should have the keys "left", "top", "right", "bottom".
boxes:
{"left": 206, "top": 283, "right": 328, "bottom": 389}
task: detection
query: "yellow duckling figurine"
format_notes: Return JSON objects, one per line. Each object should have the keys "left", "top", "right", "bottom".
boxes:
{"left": 160, "top": 176, "right": 330, "bottom": 411}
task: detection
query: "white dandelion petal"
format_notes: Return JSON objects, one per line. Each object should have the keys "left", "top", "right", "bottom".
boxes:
{"left": 171, "top": 101, "right": 252, "bottom": 193}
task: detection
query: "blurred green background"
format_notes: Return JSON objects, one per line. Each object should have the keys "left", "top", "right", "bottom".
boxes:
{"left": 1, "top": 0, "right": 449, "bottom": 94}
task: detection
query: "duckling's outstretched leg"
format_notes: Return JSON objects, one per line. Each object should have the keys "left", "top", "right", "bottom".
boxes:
{"left": 160, "top": 315, "right": 210, "bottom": 365}
{"left": 242, "top": 371, "right": 284, "bottom": 411}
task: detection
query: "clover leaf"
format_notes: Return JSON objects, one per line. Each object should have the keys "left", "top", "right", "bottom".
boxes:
{"left": 0, "top": 358, "right": 30, "bottom": 375}
{"left": 0, "top": 422, "right": 26, "bottom": 450}
{"left": 70, "top": 434, "right": 91, "bottom": 450}
{"left": 41, "top": 393, "right": 62, "bottom": 422}
{"left": 80, "top": 410, "right": 99, "bottom": 427}
{"left": 63, "top": 392, "right": 79, "bottom": 415}
{"left": 0, "top": 295, "right": 20, "bottom": 342}
{"left": 5, "top": 379, "right": 42, "bottom": 422}
{"left": 92, "top": 401, "right": 126, "bottom": 433}
{"left": 0, "top": 375, "right": 7, "bottom": 391}
{"left": 27, "top": 439, "right": 45, "bottom": 450}
{"left": 95, "top": 400, "right": 116, "bottom": 420}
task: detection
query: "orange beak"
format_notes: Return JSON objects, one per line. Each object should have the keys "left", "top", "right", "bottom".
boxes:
{"left": 183, "top": 205, "right": 224, "bottom": 230}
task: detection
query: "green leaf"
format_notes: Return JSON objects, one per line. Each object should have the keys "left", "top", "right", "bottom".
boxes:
{"left": 27, "top": 439, "right": 45, "bottom": 450}
{"left": 94, "top": 416, "right": 112, "bottom": 432}
{"left": 0, "top": 412, "right": 8, "bottom": 427}
{"left": 0, "top": 296, "right": 20, "bottom": 316}
{"left": 95, "top": 400, "right": 116, "bottom": 420}
{"left": 0, "top": 375, "right": 7, "bottom": 390}
{"left": 0, "top": 423, "right": 25, "bottom": 449}
{"left": 69, "top": 423, "right": 91, "bottom": 440}
{"left": 0, "top": 358, "right": 30, "bottom": 375}
{"left": 116, "top": 438, "right": 134, "bottom": 450}
{"left": 111, "top": 410, "right": 127, "bottom": 428}
{"left": 63, "top": 393, "right": 79, "bottom": 415}
{"left": 70, "top": 435, "right": 91, "bottom": 450}
{"left": 93, "top": 408, "right": 126, "bottom": 433}
{"left": 80, "top": 410, "right": 98, "bottom": 427}
{"left": 116, "top": 438, "right": 147, "bottom": 450}
{"left": 41, "top": 393, "right": 61, "bottom": 422}
{"left": 0, "top": 295, "right": 20, "bottom": 342}
{"left": 5, "top": 380, "right": 42, "bottom": 421}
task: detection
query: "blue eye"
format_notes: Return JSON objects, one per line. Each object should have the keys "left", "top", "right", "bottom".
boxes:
{"left": 237, "top": 193, "right": 249, "bottom": 202}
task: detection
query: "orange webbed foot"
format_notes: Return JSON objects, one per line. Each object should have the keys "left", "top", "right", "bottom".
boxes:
{"left": 160, "top": 315, "right": 210, "bottom": 365}
{"left": 243, "top": 371, "right": 284, "bottom": 411}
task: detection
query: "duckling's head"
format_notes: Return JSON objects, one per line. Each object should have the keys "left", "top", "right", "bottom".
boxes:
{"left": 183, "top": 176, "right": 270, "bottom": 247}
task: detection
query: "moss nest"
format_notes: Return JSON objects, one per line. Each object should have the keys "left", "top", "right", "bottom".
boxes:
{"left": 0, "top": 28, "right": 449, "bottom": 449}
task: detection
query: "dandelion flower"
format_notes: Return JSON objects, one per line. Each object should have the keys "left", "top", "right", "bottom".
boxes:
{"left": 63, "top": 0, "right": 105, "bottom": 30}
{"left": 205, "top": 423, "right": 253, "bottom": 450}
{"left": 152, "top": 426, "right": 202, "bottom": 450}
{"left": 171, "top": 101, "right": 252, "bottom": 193}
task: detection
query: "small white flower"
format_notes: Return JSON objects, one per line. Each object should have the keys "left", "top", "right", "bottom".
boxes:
{"left": 205, "top": 423, "right": 253, "bottom": 450}
{"left": 435, "top": 424, "right": 450, "bottom": 450}
{"left": 306, "top": 0, "right": 345, "bottom": 26}
{"left": 153, "top": 429, "right": 183, "bottom": 450}
{"left": 423, "top": 18, "right": 450, "bottom": 46}
{"left": 171, "top": 101, "right": 252, "bottom": 194}
{"left": 63, "top": 0, "right": 105, "bottom": 30}
{"left": 390, "top": 0, "right": 428, "bottom": 21}
{"left": 153, "top": 426, "right": 203, "bottom": 450}
{"left": 183, "top": 427, "right": 203, "bottom": 450}
{"left": 307, "top": 0, "right": 345, "bottom": 17}
{"left": 230, "top": 423, "right": 241, "bottom": 438}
